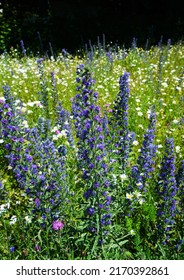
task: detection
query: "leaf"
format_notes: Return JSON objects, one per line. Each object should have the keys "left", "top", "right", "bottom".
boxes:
{"left": 119, "top": 239, "right": 129, "bottom": 246}
{"left": 37, "top": 230, "right": 42, "bottom": 245}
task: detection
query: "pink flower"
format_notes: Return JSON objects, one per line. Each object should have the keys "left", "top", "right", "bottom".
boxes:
{"left": 35, "top": 245, "right": 41, "bottom": 251}
{"left": 52, "top": 220, "right": 64, "bottom": 230}
{"left": 55, "top": 130, "right": 60, "bottom": 135}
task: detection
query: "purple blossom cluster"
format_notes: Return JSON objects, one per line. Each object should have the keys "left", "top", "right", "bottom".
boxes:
{"left": 137, "top": 107, "right": 157, "bottom": 182}
{"left": 20, "top": 40, "right": 26, "bottom": 57}
{"left": 0, "top": 86, "right": 68, "bottom": 228}
{"left": 130, "top": 107, "right": 156, "bottom": 192}
{"left": 0, "top": 180, "right": 4, "bottom": 202}
{"left": 111, "top": 72, "right": 131, "bottom": 169}
{"left": 156, "top": 138, "right": 177, "bottom": 245}
{"left": 122, "top": 107, "right": 157, "bottom": 218}
{"left": 176, "top": 160, "right": 184, "bottom": 213}
{"left": 72, "top": 64, "right": 112, "bottom": 245}
{"left": 56, "top": 102, "right": 74, "bottom": 146}
{"left": 37, "top": 117, "right": 51, "bottom": 140}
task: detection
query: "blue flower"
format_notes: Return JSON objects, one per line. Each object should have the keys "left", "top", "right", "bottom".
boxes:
{"left": 87, "top": 207, "right": 95, "bottom": 216}
{"left": 156, "top": 138, "right": 177, "bottom": 244}
{"left": 137, "top": 106, "right": 157, "bottom": 184}
{"left": 111, "top": 72, "right": 131, "bottom": 169}
{"left": 10, "top": 246, "right": 15, "bottom": 252}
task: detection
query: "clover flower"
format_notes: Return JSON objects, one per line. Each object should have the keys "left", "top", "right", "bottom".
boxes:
{"left": 52, "top": 220, "right": 64, "bottom": 230}
{"left": 35, "top": 245, "right": 41, "bottom": 251}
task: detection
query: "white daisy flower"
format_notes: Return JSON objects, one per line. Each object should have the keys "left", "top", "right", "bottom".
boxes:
{"left": 126, "top": 193, "right": 133, "bottom": 200}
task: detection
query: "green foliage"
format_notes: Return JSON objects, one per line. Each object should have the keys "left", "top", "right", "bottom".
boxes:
{"left": 0, "top": 6, "right": 19, "bottom": 51}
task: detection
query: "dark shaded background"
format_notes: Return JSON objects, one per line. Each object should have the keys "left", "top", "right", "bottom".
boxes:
{"left": 0, "top": 0, "right": 184, "bottom": 54}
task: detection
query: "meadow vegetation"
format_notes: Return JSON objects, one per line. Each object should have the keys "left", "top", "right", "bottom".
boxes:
{"left": 0, "top": 40, "right": 183, "bottom": 259}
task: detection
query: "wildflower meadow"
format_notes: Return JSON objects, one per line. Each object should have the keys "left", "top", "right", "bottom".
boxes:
{"left": 0, "top": 39, "right": 184, "bottom": 260}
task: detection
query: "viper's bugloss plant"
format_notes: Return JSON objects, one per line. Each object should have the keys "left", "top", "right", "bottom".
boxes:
{"left": 56, "top": 102, "right": 74, "bottom": 147}
{"left": 20, "top": 40, "right": 26, "bottom": 57}
{"left": 72, "top": 64, "right": 113, "bottom": 257}
{"left": 0, "top": 86, "right": 68, "bottom": 231}
{"left": 37, "top": 58, "right": 49, "bottom": 120}
{"left": 156, "top": 138, "right": 178, "bottom": 247}
{"left": 37, "top": 117, "right": 51, "bottom": 140}
{"left": 175, "top": 160, "right": 184, "bottom": 246}
{"left": 123, "top": 107, "right": 157, "bottom": 219}
{"left": 21, "top": 126, "right": 68, "bottom": 227}
{"left": 176, "top": 160, "right": 184, "bottom": 212}
{"left": 111, "top": 72, "right": 131, "bottom": 170}
{"left": 136, "top": 106, "right": 157, "bottom": 186}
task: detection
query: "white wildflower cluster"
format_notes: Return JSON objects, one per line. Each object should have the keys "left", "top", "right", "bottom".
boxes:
{"left": 0, "top": 202, "right": 10, "bottom": 216}
{"left": 132, "top": 140, "right": 139, "bottom": 146}
{"left": 147, "top": 109, "right": 151, "bottom": 119}
{"left": 126, "top": 193, "right": 133, "bottom": 200}
{"left": 25, "top": 216, "right": 32, "bottom": 224}
{"left": 9, "top": 215, "right": 17, "bottom": 225}
{"left": 138, "top": 124, "right": 144, "bottom": 129}
{"left": 0, "top": 96, "right": 5, "bottom": 103}
{"left": 27, "top": 100, "right": 43, "bottom": 108}
{"left": 119, "top": 174, "right": 128, "bottom": 181}
{"left": 175, "top": 146, "right": 181, "bottom": 153}
{"left": 111, "top": 174, "right": 118, "bottom": 184}
{"left": 111, "top": 173, "right": 128, "bottom": 185}
{"left": 161, "top": 81, "right": 168, "bottom": 88}
{"left": 51, "top": 126, "right": 68, "bottom": 143}
{"left": 136, "top": 107, "right": 143, "bottom": 117}
{"left": 13, "top": 100, "right": 27, "bottom": 114}
{"left": 173, "top": 119, "right": 179, "bottom": 124}
{"left": 21, "top": 120, "right": 29, "bottom": 128}
{"left": 126, "top": 190, "right": 145, "bottom": 205}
